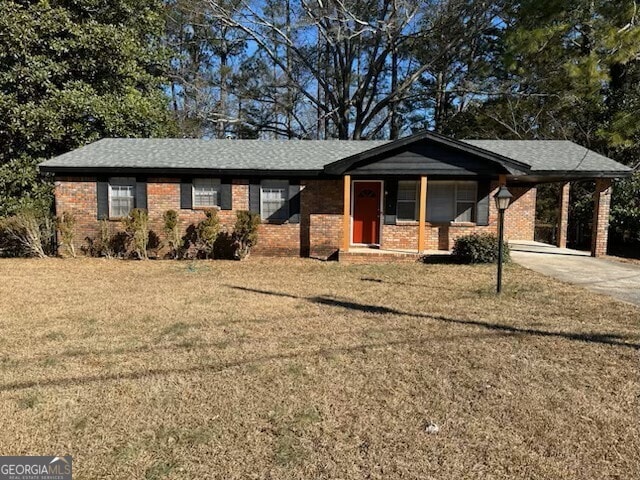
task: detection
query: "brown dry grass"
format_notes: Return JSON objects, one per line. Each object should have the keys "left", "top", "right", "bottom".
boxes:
{"left": 0, "top": 258, "right": 638, "bottom": 479}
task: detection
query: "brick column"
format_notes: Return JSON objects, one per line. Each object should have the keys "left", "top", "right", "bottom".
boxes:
{"left": 557, "top": 182, "right": 570, "bottom": 248}
{"left": 591, "top": 179, "right": 612, "bottom": 257}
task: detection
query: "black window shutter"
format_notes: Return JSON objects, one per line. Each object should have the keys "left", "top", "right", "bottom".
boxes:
{"left": 249, "top": 181, "right": 260, "bottom": 214}
{"left": 384, "top": 180, "right": 398, "bottom": 225}
{"left": 220, "top": 180, "right": 232, "bottom": 210}
{"left": 97, "top": 178, "right": 109, "bottom": 220}
{"left": 476, "top": 180, "right": 491, "bottom": 226}
{"left": 180, "top": 180, "right": 192, "bottom": 209}
{"left": 288, "top": 181, "right": 301, "bottom": 223}
{"left": 135, "top": 179, "right": 147, "bottom": 210}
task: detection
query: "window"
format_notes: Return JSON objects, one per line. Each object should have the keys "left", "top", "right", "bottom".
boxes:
{"left": 455, "top": 182, "right": 476, "bottom": 222}
{"left": 109, "top": 177, "right": 135, "bottom": 218}
{"left": 261, "top": 180, "right": 289, "bottom": 221}
{"left": 396, "top": 180, "right": 418, "bottom": 221}
{"left": 427, "top": 181, "right": 477, "bottom": 223}
{"left": 193, "top": 178, "right": 221, "bottom": 207}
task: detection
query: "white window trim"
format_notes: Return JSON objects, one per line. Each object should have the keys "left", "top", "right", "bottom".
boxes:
{"left": 427, "top": 180, "right": 478, "bottom": 224}
{"left": 108, "top": 177, "right": 136, "bottom": 219}
{"left": 396, "top": 180, "right": 419, "bottom": 222}
{"left": 192, "top": 178, "right": 221, "bottom": 208}
{"left": 454, "top": 182, "right": 477, "bottom": 223}
{"left": 260, "top": 180, "right": 289, "bottom": 222}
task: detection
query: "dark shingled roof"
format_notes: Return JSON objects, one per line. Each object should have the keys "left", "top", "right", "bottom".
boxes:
{"left": 39, "top": 138, "right": 390, "bottom": 172}
{"left": 462, "top": 140, "right": 632, "bottom": 174}
{"left": 39, "top": 136, "right": 633, "bottom": 177}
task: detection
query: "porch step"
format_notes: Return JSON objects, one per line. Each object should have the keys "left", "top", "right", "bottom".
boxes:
{"left": 338, "top": 248, "right": 423, "bottom": 264}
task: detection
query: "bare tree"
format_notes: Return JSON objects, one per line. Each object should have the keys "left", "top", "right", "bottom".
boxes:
{"left": 208, "top": 0, "right": 487, "bottom": 139}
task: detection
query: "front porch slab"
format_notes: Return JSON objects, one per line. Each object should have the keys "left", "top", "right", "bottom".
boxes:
{"left": 338, "top": 247, "right": 451, "bottom": 264}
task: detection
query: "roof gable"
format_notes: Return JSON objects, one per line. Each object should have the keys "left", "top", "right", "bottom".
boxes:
{"left": 323, "top": 131, "right": 531, "bottom": 175}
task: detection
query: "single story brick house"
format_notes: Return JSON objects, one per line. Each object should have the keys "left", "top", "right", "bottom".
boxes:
{"left": 39, "top": 131, "right": 632, "bottom": 261}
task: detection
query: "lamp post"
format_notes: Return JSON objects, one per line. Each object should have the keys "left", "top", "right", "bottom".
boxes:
{"left": 494, "top": 185, "right": 513, "bottom": 294}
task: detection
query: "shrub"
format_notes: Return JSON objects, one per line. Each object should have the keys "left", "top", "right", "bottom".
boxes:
{"left": 163, "top": 210, "right": 181, "bottom": 259}
{"left": 84, "top": 219, "right": 131, "bottom": 258}
{"left": 0, "top": 225, "right": 23, "bottom": 257}
{"left": 0, "top": 207, "right": 55, "bottom": 258}
{"left": 452, "top": 233, "right": 510, "bottom": 264}
{"left": 56, "top": 211, "right": 76, "bottom": 257}
{"left": 88, "top": 218, "right": 115, "bottom": 258}
{"left": 195, "top": 208, "right": 221, "bottom": 259}
{"left": 122, "top": 208, "right": 150, "bottom": 260}
{"left": 232, "top": 210, "right": 260, "bottom": 260}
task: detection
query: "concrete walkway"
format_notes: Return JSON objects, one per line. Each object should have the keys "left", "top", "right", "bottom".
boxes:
{"left": 510, "top": 241, "right": 640, "bottom": 307}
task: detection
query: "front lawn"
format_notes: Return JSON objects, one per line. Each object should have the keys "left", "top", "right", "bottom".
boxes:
{"left": 0, "top": 258, "right": 638, "bottom": 479}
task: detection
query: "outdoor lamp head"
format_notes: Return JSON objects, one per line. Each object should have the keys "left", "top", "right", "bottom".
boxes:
{"left": 494, "top": 185, "right": 513, "bottom": 211}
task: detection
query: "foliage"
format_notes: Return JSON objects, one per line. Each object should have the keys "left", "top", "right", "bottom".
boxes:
{"left": 610, "top": 173, "right": 640, "bottom": 243}
{"left": 83, "top": 219, "right": 129, "bottom": 258}
{"left": 122, "top": 209, "right": 150, "bottom": 260}
{"left": 163, "top": 210, "right": 182, "bottom": 259}
{"left": 232, "top": 210, "right": 260, "bottom": 260}
{"left": 0, "top": 207, "right": 55, "bottom": 258}
{"left": 0, "top": 0, "right": 176, "bottom": 217}
{"left": 195, "top": 209, "right": 221, "bottom": 259}
{"left": 444, "top": 2, "right": 640, "bottom": 251}
{"left": 93, "top": 219, "right": 115, "bottom": 258}
{"left": 452, "top": 233, "right": 510, "bottom": 264}
{"left": 56, "top": 211, "right": 77, "bottom": 258}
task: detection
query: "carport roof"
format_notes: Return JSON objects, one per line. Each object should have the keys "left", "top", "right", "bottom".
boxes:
{"left": 462, "top": 139, "right": 633, "bottom": 177}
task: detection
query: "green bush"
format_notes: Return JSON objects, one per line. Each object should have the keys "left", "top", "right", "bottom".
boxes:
{"left": 163, "top": 210, "right": 181, "bottom": 259}
{"left": 122, "top": 208, "right": 150, "bottom": 260}
{"left": 452, "top": 233, "right": 510, "bottom": 264}
{"left": 195, "top": 208, "right": 221, "bottom": 259}
{"left": 232, "top": 210, "right": 261, "bottom": 260}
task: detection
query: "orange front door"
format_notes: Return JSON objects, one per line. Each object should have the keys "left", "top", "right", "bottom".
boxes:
{"left": 352, "top": 181, "right": 381, "bottom": 245}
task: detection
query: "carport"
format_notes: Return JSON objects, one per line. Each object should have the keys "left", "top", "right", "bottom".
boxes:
{"left": 464, "top": 140, "right": 631, "bottom": 257}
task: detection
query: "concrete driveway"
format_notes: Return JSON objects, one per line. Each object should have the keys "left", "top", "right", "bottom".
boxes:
{"left": 510, "top": 241, "right": 640, "bottom": 307}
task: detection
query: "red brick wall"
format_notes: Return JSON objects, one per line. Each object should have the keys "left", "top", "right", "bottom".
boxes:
{"left": 381, "top": 183, "right": 536, "bottom": 251}
{"left": 302, "top": 179, "right": 343, "bottom": 258}
{"left": 54, "top": 177, "right": 536, "bottom": 257}
{"left": 54, "top": 177, "right": 99, "bottom": 247}
{"left": 308, "top": 214, "right": 342, "bottom": 258}
{"left": 56, "top": 177, "right": 300, "bottom": 256}
{"left": 503, "top": 185, "right": 536, "bottom": 242}
{"left": 252, "top": 223, "right": 301, "bottom": 256}
{"left": 381, "top": 224, "right": 420, "bottom": 250}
